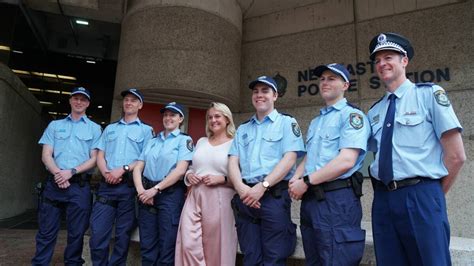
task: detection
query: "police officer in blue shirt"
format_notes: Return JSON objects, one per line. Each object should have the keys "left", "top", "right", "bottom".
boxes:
{"left": 367, "top": 32, "right": 466, "bottom": 265}
{"left": 132, "top": 102, "right": 193, "bottom": 266}
{"left": 32, "top": 87, "right": 102, "bottom": 265}
{"left": 288, "top": 64, "right": 370, "bottom": 266}
{"left": 89, "top": 88, "right": 153, "bottom": 265}
{"left": 228, "top": 76, "right": 305, "bottom": 266}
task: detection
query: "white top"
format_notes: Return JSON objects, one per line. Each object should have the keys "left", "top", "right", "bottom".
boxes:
{"left": 185, "top": 137, "right": 233, "bottom": 185}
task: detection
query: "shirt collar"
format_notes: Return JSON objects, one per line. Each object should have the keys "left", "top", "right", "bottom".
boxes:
{"left": 159, "top": 128, "right": 180, "bottom": 139}
{"left": 119, "top": 117, "right": 141, "bottom": 125}
{"left": 66, "top": 114, "right": 87, "bottom": 123}
{"left": 320, "top": 98, "right": 347, "bottom": 115}
{"left": 251, "top": 109, "right": 278, "bottom": 124}
{"left": 386, "top": 79, "right": 412, "bottom": 100}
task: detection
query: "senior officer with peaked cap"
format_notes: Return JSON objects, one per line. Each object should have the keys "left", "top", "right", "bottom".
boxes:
{"left": 367, "top": 32, "right": 465, "bottom": 265}
{"left": 89, "top": 88, "right": 154, "bottom": 265}
{"left": 32, "top": 87, "right": 102, "bottom": 265}
{"left": 228, "top": 76, "right": 305, "bottom": 265}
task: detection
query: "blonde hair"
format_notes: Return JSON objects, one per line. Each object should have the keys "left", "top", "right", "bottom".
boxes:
{"left": 205, "top": 102, "right": 236, "bottom": 138}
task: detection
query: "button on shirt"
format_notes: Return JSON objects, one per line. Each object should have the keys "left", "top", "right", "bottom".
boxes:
{"left": 139, "top": 129, "right": 193, "bottom": 181}
{"left": 305, "top": 98, "right": 370, "bottom": 179}
{"left": 94, "top": 118, "right": 153, "bottom": 169}
{"left": 229, "top": 109, "right": 305, "bottom": 183}
{"left": 38, "top": 115, "right": 101, "bottom": 170}
{"left": 368, "top": 79, "right": 462, "bottom": 180}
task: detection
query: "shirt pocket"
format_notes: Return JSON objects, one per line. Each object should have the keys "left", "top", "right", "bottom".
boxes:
{"left": 318, "top": 126, "right": 340, "bottom": 159}
{"left": 127, "top": 131, "right": 144, "bottom": 144}
{"left": 106, "top": 132, "right": 118, "bottom": 142}
{"left": 394, "top": 115, "right": 426, "bottom": 147}
{"left": 262, "top": 131, "right": 283, "bottom": 159}
{"left": 54, "top": 129, "right": 71, "bottom": 140}
{"left": 75, "top": 131, "right": 93, "bottom": 142}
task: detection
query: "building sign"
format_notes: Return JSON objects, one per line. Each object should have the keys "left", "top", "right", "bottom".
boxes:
{"left": 296, "top": 61, "right": 451, "bottom": 97}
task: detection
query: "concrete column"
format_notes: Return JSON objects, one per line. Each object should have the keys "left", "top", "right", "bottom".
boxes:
{"left": 111, "top": 0, "right": 242, "bottom": 120}
{"left": 0, "top": 63, "right": 45, "bottom": 219}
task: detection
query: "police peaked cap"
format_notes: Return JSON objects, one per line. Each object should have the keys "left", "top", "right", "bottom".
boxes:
{"left": 369, "top": 32, "right": 414, "bottom": 60}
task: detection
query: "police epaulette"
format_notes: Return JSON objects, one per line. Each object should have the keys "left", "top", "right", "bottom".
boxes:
{"left": 241, "top": 119, "right": 251, "bottom": 124}
{"left": 369, "top": 96, "right": 384, "bottom": 110}
{"left": 347, "top": 102, "right": 361, "bottom": 110}
{"left": 415, "top": 82, "right": 434, "bottom": 88}
{"left": 280, "top": 112, "right": 294, "bottom": 118}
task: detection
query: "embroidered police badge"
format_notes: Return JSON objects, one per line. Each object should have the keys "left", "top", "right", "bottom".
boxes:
{"left": 434, "top": 90, "right": 450, "bottom": 107}
{"left": 186, "top": 139, "right": 193, "bottom": 151}
{"left": 350, "top": 113, "right": 363, "bottom": 129}
{"left": 291, "top": 122, "right": 301, "bottom": 137}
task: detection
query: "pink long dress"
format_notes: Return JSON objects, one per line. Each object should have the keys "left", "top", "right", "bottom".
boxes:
{"left": 175, "top": 137, "right": 237, "bottom": 266}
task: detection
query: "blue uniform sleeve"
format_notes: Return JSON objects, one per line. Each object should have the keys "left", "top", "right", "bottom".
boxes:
{"left": 90, "top": 124, "right": 102, "bottom": 151}
{"left": 94, "top": 126, "right": 107, "bottom": 151}
{"left": 281, "top": 117, "right": 306, "bottom": 158}
{"left": 38, "top": 121, "right": 56, "bottom": 146}
{"left": 178, "top": 135, "right": 194, "bottom": 161}
{"left": 143, "top": 125, "right": 154, "bottom": 145}
{"left": 428, "top": 85, "right": 462, "bottom": 139}
{"left": 228, "top": 127, "right": 241, "bottom": 157}
{"left": 339, "top": 110, "right": 370, "bottom": 152}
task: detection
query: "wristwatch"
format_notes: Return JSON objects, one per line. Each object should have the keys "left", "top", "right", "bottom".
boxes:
{"left": 303, "top": 175, "right": 312, "bottom": 186}
{"left": 71, "top": 168, "right": 77, "bottom": 175}
{"left": 123, "top": 165, "right": 130, "bottom": 172}
{"left": 261, "top": 180, "right": 270, "bottom": 190}
{"left": 153, "top": 184, "right": 162, "bottom": 193}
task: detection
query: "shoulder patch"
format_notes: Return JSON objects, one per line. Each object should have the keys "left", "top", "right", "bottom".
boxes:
{"left": 434, "top": 90, "right": 450, "bottom": 107}
{"left": 186, "top": 138, "right": 194, "bottom": 152}
{"left": 349, "top": 113, "right": 364, "bottom": 129}
{"left": 369, "top": 96, "right": 384, "bottom": 110}
{"left": 291, "top": 122, "right": 301, "bottom": 137}
{"left": 347, "top": 102, "right": 361, "bottom": 110}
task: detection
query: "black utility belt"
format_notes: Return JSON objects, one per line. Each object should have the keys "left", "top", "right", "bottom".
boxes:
{"left": 141, "top": 177, "right": 184, "bottom": 192}
{"left": 304, "top": 172, "right": 364, "bottom": 201}
{"left": 243, "top": 180, "right": 288, "bottom": 199}
{"left": 372, "top": 177, "right": 436, "bottom": 191}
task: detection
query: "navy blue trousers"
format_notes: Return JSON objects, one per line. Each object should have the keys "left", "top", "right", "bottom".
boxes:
{"left": 372, "top": 179, "right": 451, "bottom": 266}
{"left": 300, "top": 187, "right": 365, "bottom": 266}
{"left": 231, "top": 190, "right": 296, "bottom": 266}
{"left": 89, "top": 182, "right": 136, "bottom": 266}
{"left": 137, "top": 185, "right": 184, "bottom": 266}
{"left": 32, "top": 180, "right": 91, "bottom": 266}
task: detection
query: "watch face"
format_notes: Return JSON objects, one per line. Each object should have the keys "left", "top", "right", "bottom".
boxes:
{"left": 262, "top": 181, "right": 270, "bottom": 188}
{"left": 123, "top": 165, "right": 130, "bottom": 171}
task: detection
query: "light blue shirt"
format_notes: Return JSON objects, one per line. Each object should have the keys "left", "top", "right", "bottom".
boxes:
{"left": 139, "top": 129, "right": 193, "bottom": 181}
{"left": 229, "top": 109, "right": 305, "bottom": 183}
{"left": 305, "top": 98, "right": 370, "bottom": 179}
{"left": 95, "top": 118, "right": 154, "bottom": 170}
{"left": 39, "top": 114, "right": 101, "bottom": 170}
{"left": 368, "top": 79, "right": 462, "bottom": 181}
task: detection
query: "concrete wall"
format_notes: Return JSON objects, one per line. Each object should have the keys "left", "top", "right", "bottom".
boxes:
{"left": 0, "top": 63, "right": 45, "bottom": 219}
{"left": 238, "top": 0, "right": 474, "bottom": 238}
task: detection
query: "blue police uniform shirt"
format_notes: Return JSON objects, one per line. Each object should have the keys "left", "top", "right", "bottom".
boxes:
{"left": 305, "top": 98, "right": 370, "bottom": 179}
{"left": 368, "top": 79, "right": 462, "bottom": 180}
{"left": 229, "top": 109, "right": 305, "bottom": 183}
{"left": 138, "top": 128, "right": 193, "bottom": 181}
{"left": 38, "top": 114, "right": 101, "bottom": 171}
{"left": 95, "top": 118, "right": 154, "bottom": 170}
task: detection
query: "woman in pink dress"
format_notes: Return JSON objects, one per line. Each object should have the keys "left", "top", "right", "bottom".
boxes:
{"left": 175, "top": 102, "right": 237, "bottom": 266}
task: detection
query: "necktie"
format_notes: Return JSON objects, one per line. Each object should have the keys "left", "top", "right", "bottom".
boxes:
{"left": 378, "top": 94, "right": 396, "bottom": 185}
